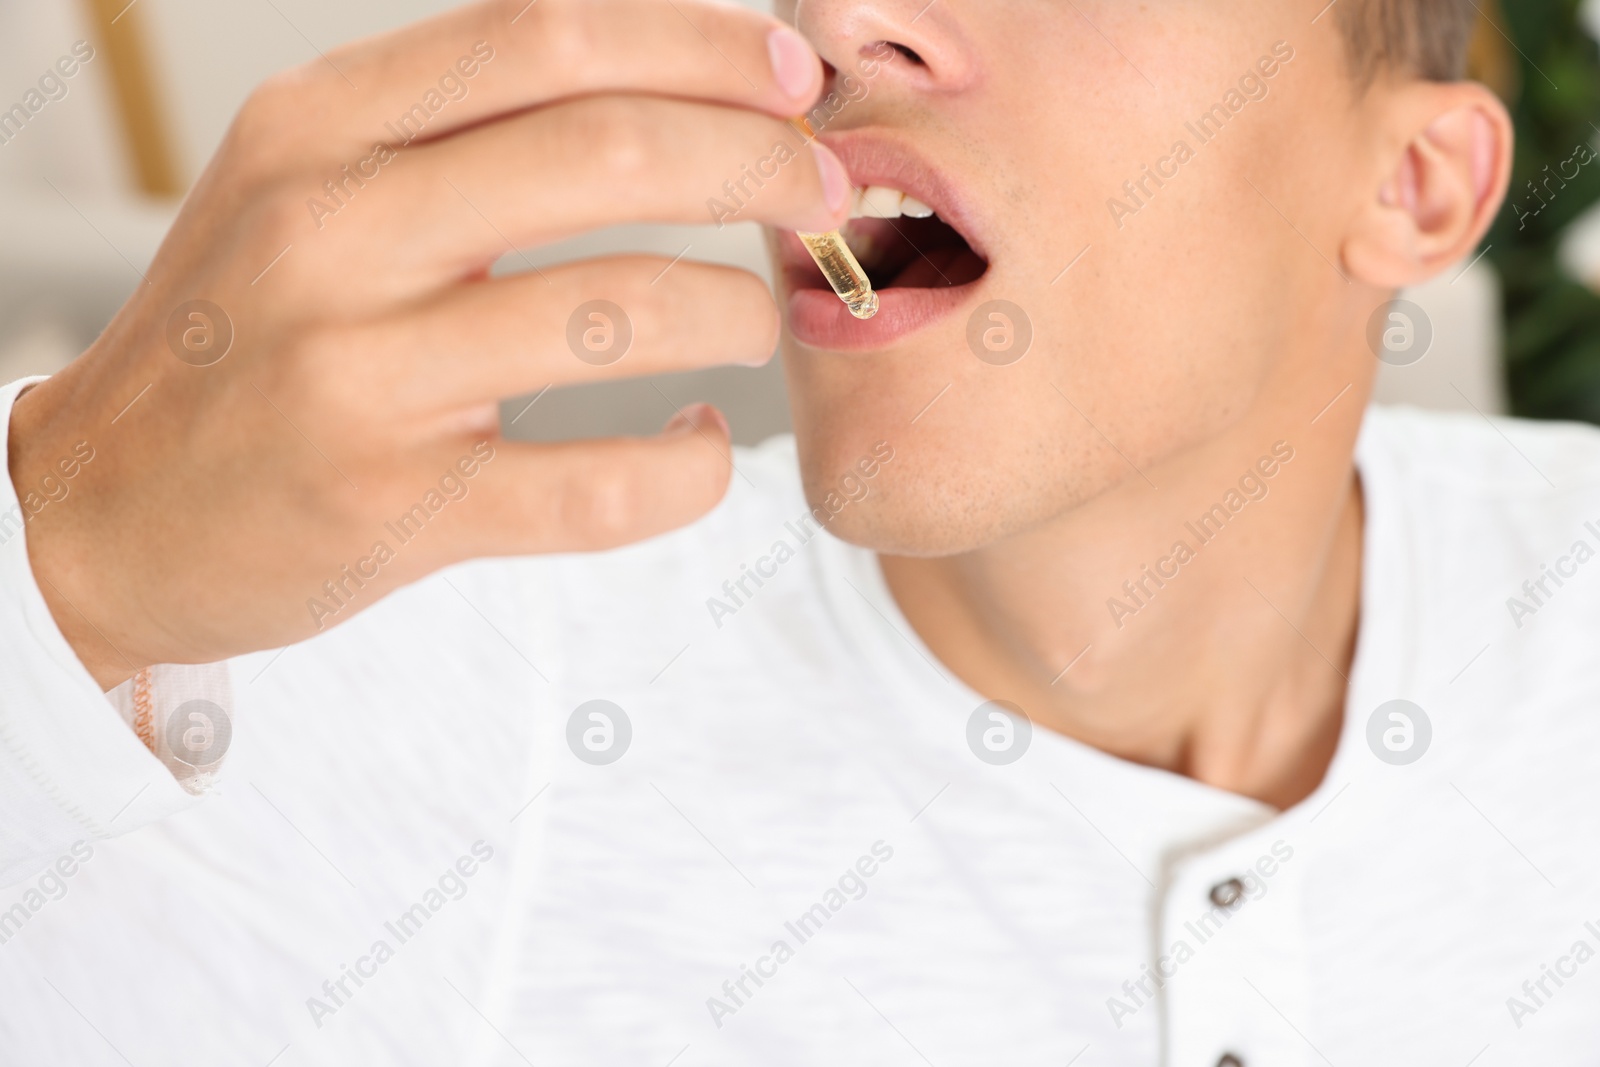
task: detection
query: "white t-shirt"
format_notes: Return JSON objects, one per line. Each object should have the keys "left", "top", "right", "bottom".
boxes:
{"left": 1, "top": 375, "right": 1599, "bottom": 1067}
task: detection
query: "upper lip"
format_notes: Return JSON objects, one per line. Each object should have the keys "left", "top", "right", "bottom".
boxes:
{"left": 814, "top": 129, "right": 989, "bottom": 266}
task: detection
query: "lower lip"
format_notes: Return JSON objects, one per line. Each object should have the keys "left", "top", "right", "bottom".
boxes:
{"left": 785, "top": 280, "right": 982, "bottom": 351}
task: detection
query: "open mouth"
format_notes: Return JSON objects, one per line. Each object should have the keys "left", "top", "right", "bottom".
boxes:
{"left": 783, "top": 184, "right": 990, "bottom": 296}
{"left": 831, "top": 187, "right": 989, "bottom": 292}
{"left": 780, "top": 134, "right": 992, "bottom": 349}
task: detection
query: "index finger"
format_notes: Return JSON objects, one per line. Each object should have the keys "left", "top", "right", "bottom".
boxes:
{"left": 271, "top": 0, "right": 823, "bottom": 152}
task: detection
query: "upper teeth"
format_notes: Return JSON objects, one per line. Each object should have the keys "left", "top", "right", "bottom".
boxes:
{"left": 850, "top": 186, "right": 936, "bottom": 220}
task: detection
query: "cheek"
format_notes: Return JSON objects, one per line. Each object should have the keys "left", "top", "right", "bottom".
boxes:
{"left": 939, "top": 67, "right": 1278, "bottom": 464}
{"left": 1064, "top": 226, "right": 1281, "bottom": 442}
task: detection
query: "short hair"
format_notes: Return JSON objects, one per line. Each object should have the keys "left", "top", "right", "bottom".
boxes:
{"left": 1338, "top": 0, "right": 1476, "bottom": 83}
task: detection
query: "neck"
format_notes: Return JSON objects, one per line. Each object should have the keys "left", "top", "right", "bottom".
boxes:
{"left": 880, "top": 358, "right": 1371, "bottom": 810}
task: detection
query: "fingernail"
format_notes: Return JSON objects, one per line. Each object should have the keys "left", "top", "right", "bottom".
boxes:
{"left": 811, "top": 143, "right": 852, "bottom": 216}
{"left": 695, "top": 403, "right": 729, "bottom": 439}
{"left": 768, "top": 26, "right": 817, "bottom": 100}
{"left": 664, "top": 402, "right": 727, "bottom": 437}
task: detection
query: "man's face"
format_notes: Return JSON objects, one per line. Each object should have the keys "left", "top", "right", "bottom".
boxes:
{"left": 771, "top": 0, "right": 1377, "bottom": 555}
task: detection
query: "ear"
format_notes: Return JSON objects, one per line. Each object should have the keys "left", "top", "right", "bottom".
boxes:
{"left": 1342, "top": 81, "right": 1513, "bottom": 289}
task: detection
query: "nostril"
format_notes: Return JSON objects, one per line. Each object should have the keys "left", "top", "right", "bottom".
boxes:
{"left": 872, "top": 41, "right": 926, "bottom": 66}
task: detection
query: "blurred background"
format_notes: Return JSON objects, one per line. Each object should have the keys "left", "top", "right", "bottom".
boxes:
{"left": 0, "top": 0, "right": 1595, "bottom": 443}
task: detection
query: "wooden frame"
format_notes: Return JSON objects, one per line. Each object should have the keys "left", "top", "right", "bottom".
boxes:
{"left": 81, "top": 0, "right": 181, "bottom": 197}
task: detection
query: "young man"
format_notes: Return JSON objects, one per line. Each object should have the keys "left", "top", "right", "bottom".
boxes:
{"left": 2, "top": 0, "right": 1597, "bottom": 1062}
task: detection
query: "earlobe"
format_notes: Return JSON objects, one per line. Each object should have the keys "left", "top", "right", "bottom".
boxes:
{"left": 1342, "top": 83, "right": 1513, "bottom": 290}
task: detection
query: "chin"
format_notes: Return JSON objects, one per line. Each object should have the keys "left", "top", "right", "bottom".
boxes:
{"left": 792, "top": 432, "right": 1081, "bottom": 559}
{"left": 812, "top": 507, "right": 995, "bottom": 559}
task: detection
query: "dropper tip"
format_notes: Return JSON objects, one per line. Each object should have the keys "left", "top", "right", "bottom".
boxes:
{"left": 847, "top": 291, "right": 881, "bottom": 320}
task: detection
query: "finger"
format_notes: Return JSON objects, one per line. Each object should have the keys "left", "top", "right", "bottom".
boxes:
{"left": 264, "top": 0, "right": 823, "bottom": 153}
{"left": 335, "top": 95, "right": 849, "bottom": 277}
{"left": 359, "top": 257, "right": 779, "bottom": 413}
{"left": 459, "top": 403, "right": 736, "bottom": 555}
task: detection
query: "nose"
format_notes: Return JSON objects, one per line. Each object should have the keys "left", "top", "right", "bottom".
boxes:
{"left": 792, "top": 0, "right": 980, "bottom": 93}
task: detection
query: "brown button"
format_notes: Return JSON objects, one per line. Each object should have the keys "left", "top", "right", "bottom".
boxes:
{"left": 1216, "top": 1055, "right": 1244, "bottom": 1067}
{"left": 1209, "top": 878, "right": 1245, "bottom": 908}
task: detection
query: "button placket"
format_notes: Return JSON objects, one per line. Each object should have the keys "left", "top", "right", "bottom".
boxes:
{"left": 1162, "top": 842, "right": 1313, "bottom": 1067}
